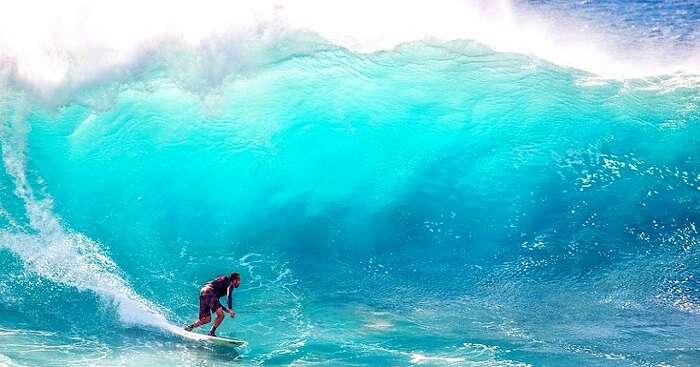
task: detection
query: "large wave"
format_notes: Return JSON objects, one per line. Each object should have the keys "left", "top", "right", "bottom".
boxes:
{"left": 0, "top": 5, "right": 699, "bottom": 365}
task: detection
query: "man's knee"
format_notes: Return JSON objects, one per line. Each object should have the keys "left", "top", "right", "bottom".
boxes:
{"left": 215, "top": 308, "right": 224, "bottom": 317}
{"left": 201, "top": 316, "right": 212, "bottom": 324}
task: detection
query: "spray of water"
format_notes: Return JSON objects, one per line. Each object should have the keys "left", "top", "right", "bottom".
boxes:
{"left": 0, "top": 0, "right": 698, "bottom": 97}
{"left": 0, "top": 89, "right": 180, "bottom": 334}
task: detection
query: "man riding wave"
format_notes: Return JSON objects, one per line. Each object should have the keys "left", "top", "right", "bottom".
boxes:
{"left": 184, "top": 272, "right": 241, "bottom": 337}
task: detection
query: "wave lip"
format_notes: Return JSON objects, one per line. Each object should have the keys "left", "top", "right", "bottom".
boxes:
{"left": 1, "top": 0, "right": 699, "bottom": 95}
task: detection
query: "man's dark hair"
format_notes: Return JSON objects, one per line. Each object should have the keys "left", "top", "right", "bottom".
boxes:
{"left": 230, "top": 272, "right": 240, "bottom": 280}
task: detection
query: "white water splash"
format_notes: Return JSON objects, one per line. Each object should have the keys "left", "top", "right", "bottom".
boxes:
{"left": 0, "top": 0, "right": 698, "bottom": 96}
{"left": 0, "top": 91, "right": 176, "bottom": 333}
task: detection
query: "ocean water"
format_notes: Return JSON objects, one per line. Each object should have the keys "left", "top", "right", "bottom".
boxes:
{"left": 1, "top": 1, "right": 700, "bottom": 366}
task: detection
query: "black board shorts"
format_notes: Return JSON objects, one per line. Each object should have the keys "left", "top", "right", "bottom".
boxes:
{"left": 199, "top": 287, "right": 223, "bottom": 319}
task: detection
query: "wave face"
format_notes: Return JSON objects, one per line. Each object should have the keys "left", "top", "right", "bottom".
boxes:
{"left": 1, "top": 15, "right": 700, "bottom": 367}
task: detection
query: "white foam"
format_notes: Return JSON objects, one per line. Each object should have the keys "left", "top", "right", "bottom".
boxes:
{"left": 409, "top": 353, "right": 464, "bottom": 364}
{"left": 0, "top": 0, "right": 697, "bottom": 95}
{"left": 0, "top": 353, "right": 16, "bottom": 367}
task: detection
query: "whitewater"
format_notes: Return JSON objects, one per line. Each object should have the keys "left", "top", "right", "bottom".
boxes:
{"left": 0, "top": 0, "right": 699, "bottom": 366}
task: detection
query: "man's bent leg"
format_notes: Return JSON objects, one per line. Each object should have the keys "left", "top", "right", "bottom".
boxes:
{"left": 185, "top": 292, "right": 213, "bottom": 332}
{"left": 185, "top": 315, "right": 211, "bottom": 331}
{"left": 208, "top": 308, "right": 225, "bottom": 336}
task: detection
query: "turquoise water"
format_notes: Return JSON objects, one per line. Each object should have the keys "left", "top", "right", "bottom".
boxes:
{"left": 1, "top": 7, "right": 700, "bottom": 366}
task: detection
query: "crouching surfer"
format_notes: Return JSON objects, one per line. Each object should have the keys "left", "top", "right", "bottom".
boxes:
{"left": 184, "top": 272, "right": 241, "bottom": 337}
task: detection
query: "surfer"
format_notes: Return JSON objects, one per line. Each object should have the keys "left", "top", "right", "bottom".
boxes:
{"left": 184, "top": 272, "right": 241, "bottom": 336}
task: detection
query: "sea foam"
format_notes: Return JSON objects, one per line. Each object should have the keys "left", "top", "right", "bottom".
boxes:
{"left": 0, "top": 0, "right": 698, "bottom": 96}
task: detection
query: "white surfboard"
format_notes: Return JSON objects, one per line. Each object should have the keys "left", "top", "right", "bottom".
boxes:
{"left": 175, "top": 328, "right": 246, "bottom": 347}
{"left": 198, "top": 334, "right": 246, "bottom": 347}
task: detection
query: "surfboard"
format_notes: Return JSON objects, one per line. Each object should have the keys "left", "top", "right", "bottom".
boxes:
{"left": 199, "top": 334, "right": 246, "bottom": 346}
{"left": 179, "top": 330, "right": 246, "bottom": 347}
